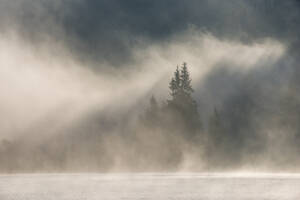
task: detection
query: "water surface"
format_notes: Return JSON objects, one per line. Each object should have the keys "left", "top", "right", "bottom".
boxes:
{"left": 0, "top": 173, "right": 299, "bottom": 199}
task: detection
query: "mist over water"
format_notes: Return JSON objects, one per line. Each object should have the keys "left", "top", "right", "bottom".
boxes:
{"left": 0, "top": 0, "right": 300, "bottom": 172}
{"left": 1, "top": 173, "right": 300, "bottom": 199}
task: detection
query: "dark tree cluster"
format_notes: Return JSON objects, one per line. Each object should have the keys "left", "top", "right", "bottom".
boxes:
{"left": 140, "top": 62, "right": 263, "bottom": 170}
{"left": 143, "top": 63, "right": 202, "bottom": 141}
{"left": 131, "top": 63, "right": 204, "bottom": 170}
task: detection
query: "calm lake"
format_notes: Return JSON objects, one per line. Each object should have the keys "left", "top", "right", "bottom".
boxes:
{"left": 0, "top": 173, "right": 300, "bottom": 199}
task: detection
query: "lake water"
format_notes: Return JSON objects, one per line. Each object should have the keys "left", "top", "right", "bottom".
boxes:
{"left": 0, "top": 173, "right": 300, "bottom": 199}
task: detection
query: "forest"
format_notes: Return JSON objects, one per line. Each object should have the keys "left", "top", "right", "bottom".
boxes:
{"left": 1, "top": 60, "right": 300, "bottom": 173}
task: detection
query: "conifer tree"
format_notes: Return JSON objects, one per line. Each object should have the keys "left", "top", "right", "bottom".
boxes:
{"left": 208, "top": 107, "right": 223, "bottom": 143}
{"left": 167, "top": 62, "right": 202, "bottom": 137}
{"left": 169, "top": 66, "right": 181, "bottom": 98}
{"left": 180, "top": 62, "right": 194, "bottom": 94}
{"left": 144, "top": 95, "right": 159, "bottom": 126}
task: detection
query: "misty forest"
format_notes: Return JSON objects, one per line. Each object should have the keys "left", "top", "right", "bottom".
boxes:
{"left": 2, "top": 59, "right": 300, "bottom": 172}
{"left": 1, "top": 0, "right": 300, "bottom": 173}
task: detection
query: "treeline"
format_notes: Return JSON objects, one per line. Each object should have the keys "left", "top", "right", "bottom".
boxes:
{"left": 130, "top": 63, "right": 204, "bottom": 170}
{"left": 134, "top": 62, "right": 265, "bottom": 170}
{"left": 0, "top": 63, "right": 263, "bottom": 172}
{"left": 143, "top": 63, "right": 202, "bottom": 141}
{"left": 2, "top": 62, "right": 300, "bottom": 172}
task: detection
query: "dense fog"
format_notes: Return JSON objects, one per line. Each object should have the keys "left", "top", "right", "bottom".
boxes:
{"left": 0, "top": 0, "right": 300, "bottom": 172}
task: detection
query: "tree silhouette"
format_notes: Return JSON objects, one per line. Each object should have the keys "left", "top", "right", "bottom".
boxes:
{"left": 139, "top": 62, "right": 202, "bottom": 169}
{"left": 208, "top": 107, "right": 224, "bottom": 146}
{"left": 180, "top": 62, "right": 194, "bottom": 94}
{"left": 167, "top": 62, "right": 202, "bottom": 139}
{"left": 144, "top": 95, "right": 159, "bottom": 126}
{"left": 169, "top": 66, "right": 181, "bottom": 98}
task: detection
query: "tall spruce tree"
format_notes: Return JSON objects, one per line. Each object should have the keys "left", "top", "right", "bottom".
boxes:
{"left": 180, "top": 62, "right": 194, "bottom": 94}
{"left": 143, "top": 95, "right": 160, "bottom": 127}
{"left": 169, "top": 66, "right": 181, "bottom": 98}
{"left": 168, "top": 63, "right": 202, "bottom": 138}
{"left": 208, "top": 107, "right": 223, "bottom": 145}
